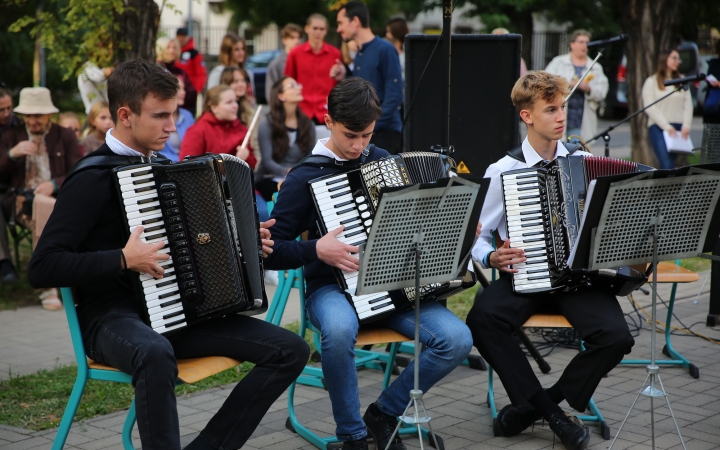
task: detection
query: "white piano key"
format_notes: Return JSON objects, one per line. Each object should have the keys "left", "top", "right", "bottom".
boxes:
{"left": 144, "top": 286, "right": 180, "bottom": 302}
{"left": 123, "top": 191, "right": 158, "bottom": 205}
{"left": 146, "top": 293, "right": 181, "bottom": 309}
{"left": 502, "top": 172, "right": 539, "bottom": 181}
{"left": 116, "top": 166, "right": 152, "bottom": 178}
{"left": 154, "top": 322, "right": 187, "bottom": 334}
{"left": 317, "top": 193, "right": 354, "bottom": 207}
{"left": 514, "top": 282, "right": 552, "bottom": 291}
{"left": 142, "top": 276, "right": 177, "bottom": 293}
{"left": 120, "top": 180, "right": 155, "bottom": 193}
{"left": 149, "top": 304, "right": 184, "bottom": 322}
{"left": 358, "top": 304, "right": 395, "bottom": 320}
{"left": 129, "top": 213, "right": 164, "bottom": 227}
{"left": 118, "top": 173, "right": 154, "bottom": 185}
{"left": 514, "top": 271, "right": 550, "bottom": 280}
{"left": 147, "top": 300, "right": 183, "bottom": 317}
{"left": 151, "top": 314, "right": 185, "bottom": 329}
{"left": 125, "top": 201, "right": 161, "bottom": 214}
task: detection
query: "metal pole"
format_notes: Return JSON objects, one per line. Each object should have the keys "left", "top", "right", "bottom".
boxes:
{"left": 442, "top": 0, "right": 451, "bottom": 147}
{"left": 187, "top": 0, "right": 193, "bottom": 37}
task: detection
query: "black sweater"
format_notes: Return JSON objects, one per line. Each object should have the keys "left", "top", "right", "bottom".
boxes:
{"left": 28, "top": 145, "right": 138, "bottom": 328}
{"left": 263, "top": 146, "right": 389, "bottom": 297}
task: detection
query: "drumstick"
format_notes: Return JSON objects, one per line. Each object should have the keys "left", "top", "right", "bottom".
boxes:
{"left": 239, "top": 105, "right": 262, "bottom": 151}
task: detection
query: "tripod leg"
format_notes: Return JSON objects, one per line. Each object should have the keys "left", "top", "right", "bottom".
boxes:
{"left": 608, "top": 373, "right": 651, "bottom": 450}
{"left": 657, "top": 375, "right": 687, "bottom": 450}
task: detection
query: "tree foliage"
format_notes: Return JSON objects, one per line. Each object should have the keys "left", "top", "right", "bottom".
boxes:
{"left": 5, "top": 0, "right": 164, "bottom": 81}
{"left": 224, "top": 0, "right": 434, "bottom": 35}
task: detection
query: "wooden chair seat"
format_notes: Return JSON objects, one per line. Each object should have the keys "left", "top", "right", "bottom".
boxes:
{"left": 356, "top": 328, "right": 411, "bottom": 347}
{"left": 87, "top": 356, "right": 241, "bottom": 384}
{"left": 523, "top": 314, "right": 572, "bottom": 329}
{"left": 648, "top": 261, "right": 699, "bottom": 284}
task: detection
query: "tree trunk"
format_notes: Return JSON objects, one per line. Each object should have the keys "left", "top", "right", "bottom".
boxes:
{"left": 619, "top": 0, "right": 681, "bottom": 166}
{"left": 505, "top": 9, "right": 533, "bottom": 70}
{"left": 115, "top": 0, "right": 160, "bottom": 62}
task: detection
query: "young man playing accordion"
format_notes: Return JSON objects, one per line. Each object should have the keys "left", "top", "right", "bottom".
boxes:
{"left": 28, "top": 59, "right": 309, "bottom": 450}
{"left": 466, "top": 71, "right": 635, "bottom": 450}
{"left": 264, "top": 77, "right": 473, "bottom": 450}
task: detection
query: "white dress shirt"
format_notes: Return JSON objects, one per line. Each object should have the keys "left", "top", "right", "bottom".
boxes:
{"left": 471, "top": 137, "right": 591, "bottom": 268}
{"left": 311, "top": 137, "right": 348, "bottom": 161}
{"left": 105, "top": 128, "right": 148, "bottom": 157}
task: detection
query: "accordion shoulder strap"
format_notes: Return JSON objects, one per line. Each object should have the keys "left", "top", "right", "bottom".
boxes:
{"left": 289, "top": 144, "right": 377, "bottom": 174}
{"left": 65, "top": 154, "right": 168, "bottom": 184}
{"left": 506, "top": 142, "right": 584, "bottom": 163}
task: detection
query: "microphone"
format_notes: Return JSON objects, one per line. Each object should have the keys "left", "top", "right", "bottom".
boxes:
{"left": 664, "top": 73, "right": 706, "bottom": 87}
{"left": 586, "top": 34, "right": 629, "bottom": 49}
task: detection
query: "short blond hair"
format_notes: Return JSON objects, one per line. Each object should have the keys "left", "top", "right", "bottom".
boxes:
{"left": 569, "top": 29, "right": 591, "bottom": 43}
{"left": 511, "top": 71, "right": 570, "bottom": 112}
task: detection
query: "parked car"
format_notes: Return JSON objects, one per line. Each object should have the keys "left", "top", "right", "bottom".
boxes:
{"left": 245, "top": 49, "right": 282, "bottom": 105}
{"left": 599, "top": 41, "right": 702, "bottom": 118}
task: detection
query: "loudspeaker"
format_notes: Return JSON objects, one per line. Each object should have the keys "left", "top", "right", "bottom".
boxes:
{"left": 404, "top": 34, "right": 521, "bottom": 177}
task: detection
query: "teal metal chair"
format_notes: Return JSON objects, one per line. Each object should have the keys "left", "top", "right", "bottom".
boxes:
{"left": 53, "top": 288, "right": 241, "bottom": 450}
{"left": 7, "top": 224, "right": 31, "bottom": 273}
{"left": 270, "top": 269, "right": 444, "bottom": 449}
{"left": 486, "top": 314, "right": 610, "bottom": 440}
{"left": 620, "top": 261, "right": 700, "bottom": 378}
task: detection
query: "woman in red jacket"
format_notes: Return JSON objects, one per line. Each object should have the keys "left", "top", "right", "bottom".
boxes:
{"left": 179, "top": 85, "right": 257, "bottom": 168}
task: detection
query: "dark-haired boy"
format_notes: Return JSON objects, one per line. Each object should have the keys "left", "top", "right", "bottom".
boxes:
{"left": 465, "top": 71, "right": 634, "bottom": 450}
{"left": 28, "top": 59, "right": 309, "bottom": 450}
{"left": 264, "top": 77, "right": 472, "bottom": 450}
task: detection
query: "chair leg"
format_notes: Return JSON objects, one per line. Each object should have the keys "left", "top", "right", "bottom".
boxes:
{"left": 487, "top": 365, "right": 498, "bottom": 419}
{"left": 285, "top": 381, "right": 339, "bottom": 449}
{"left": 122, "top": 397, "right": 137, "bottom": 450}
{"left": 52, "top": 373, "right": 88, "bottom": 450}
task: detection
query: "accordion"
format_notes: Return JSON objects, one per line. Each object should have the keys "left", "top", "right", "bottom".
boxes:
{"left": 309, "top": 151, "right": 475, "bottom": 323}
{"left": 501, "top": 155, "right": 652, "bottom": 295}
{"left": 113, "top": 154, "right": 267, "bottom": 335}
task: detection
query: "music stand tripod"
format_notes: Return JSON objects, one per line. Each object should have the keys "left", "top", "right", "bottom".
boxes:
{"left": 571, "top": 169, "right": 720, "bottom": 449}
{"left": 355, "top": 178, "right": 482, "bottom": 450}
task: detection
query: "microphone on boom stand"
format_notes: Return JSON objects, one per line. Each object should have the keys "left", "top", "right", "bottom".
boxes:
{"left": 664, "top": 73, "right": 706, "bottom": 89}
{"left": 586, "top": 34, "right": 629, "bottom": 49}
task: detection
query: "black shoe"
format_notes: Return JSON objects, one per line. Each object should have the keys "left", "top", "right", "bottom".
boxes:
{"left": 342, "top": 437, "right": 369, "bottom": 450}
{"left": 548, "top": 412, "right": 590, "bottom": 450}
{"left": 0, "top": 260, "right": 19, "bottom": 285}
{"left": 493, "top": 403, "right": 542, "bottom": 437}
{"left": 363, "top": 403, "right": 406, "bottom": 450}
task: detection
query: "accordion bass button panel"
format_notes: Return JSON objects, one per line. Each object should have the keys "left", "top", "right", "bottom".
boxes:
{"left": 501, "top": 170, "right": 553, "bottom": 292}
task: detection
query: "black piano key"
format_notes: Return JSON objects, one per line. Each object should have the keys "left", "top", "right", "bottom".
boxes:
{"left": 527, "top": 268, "right": 548, "bottom": 274}
{"left": 518, "top": 194, "right": 539, "bottom": 200}
{"left": 516, "top": 180, "right": 538, "bottom": 185}
{"left": 158, "top": 290, "right": 180, "bottom": 299}
{"left": 521, "top": 222, "right": 543, "bottom": 228}
{"left": 328, "top": 183, "right": 349, "bottom": 192}
{"left": 135, "top": 186, "right": 155, "bottom": 194}
{"left": 524, "top": 247, "right": 545, "bottom": 253}
{"left": 334, "top": 200, "right": 353, "bottom": 209}
{"left": 525, "top": 259, "right": 548, "bottom": 265}
{"left": 344, "top": 223, "right": 362, "bottom": 231}
{"left": 340, "top": 218, "right": 358, "bottom": 225}
{"left": 163, "top": 310, "right": 184, "bottom": 320}
{"left": 368, "top": 295, "right": 390, "bottom": 304}
{"left": 515, "top": 174, "right": 537, "bottom": 180}
{"left": 145, "top": 232, "right": 167, "bottom": 241}
{"left": 520, "top": 216, "right": 542, "bottom": 221}
{"left": 330, "top": 190, "right": 351, "bottom": 199}
{"left": 371, "top": 301, "right": 393, "bottom": 311}
{"left": 141, "top": 217, "right": 163, "bottom": 225}
{"left": 350, "top": 240, "right": 367, "bottom": 246}
{"left": 517, "top": 186, "right": 538, "bottom": 191}
{"left": 326, "top": 177, "right": 345, "bottom": 186}
{"left": 522, "top": 238, "right": 546, "bottom": 243}
{"left": 137, "top": 197, "right": 158, "bottom": 205}
{"left": 522, "top": 231, "right": 544, "bottom": 237}
{"left": 345, "top": 229, "right": 365, "bottom": 238}
{"left": 159, "top": 298, "right": 181, "bottom": 308}
{"left": 164, "top": 318, "right": 186, "bottom": 328}
{"left": 139, "top": 205, "right": 160, "bottom": 214}
{"left": 528, "top": 275, "right": 548, "bottom": 281}
{"left": 144, "top": 224, "right": 164, "bottom": 232}
{"left": 336, "top": 207, "right": 354, "bottom": 215}
{"left": 132, "top": 178, "right": 152, "bottom": 185}
{"left": 156, "top": 279, "right": 175, "bottom": 288}
{"left": 520, "top": 209, "right": 541, "bottom": 215}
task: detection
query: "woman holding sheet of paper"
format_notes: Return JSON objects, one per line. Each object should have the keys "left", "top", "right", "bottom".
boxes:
{"left": 642, "top": 48, "right": 693, "bottom": 169}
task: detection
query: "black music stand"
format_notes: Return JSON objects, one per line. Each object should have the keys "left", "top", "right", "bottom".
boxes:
{"left": 356, "top": 177, "right": 483, "bottom": 450}
{"left": 569, "top": 167, "right": 720, "bottom": 450}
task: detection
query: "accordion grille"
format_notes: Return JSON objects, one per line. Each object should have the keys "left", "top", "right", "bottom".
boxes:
{"left": 166, "top": 166, "right": 246, "bottom": 315}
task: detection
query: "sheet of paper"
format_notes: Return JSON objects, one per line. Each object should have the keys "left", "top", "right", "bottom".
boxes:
{"left": 663, "top": 130, "right": 694, "bottom": 154}
{"left": 567, "top": 179, "right": 596, "bottom": 268}
{"left": 706, "top": 74, "right": 718, "bottom": 83}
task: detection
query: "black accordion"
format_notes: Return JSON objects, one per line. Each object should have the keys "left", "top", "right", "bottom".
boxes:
{"left": 309, "top": 151, "right": 475, "bottom": 323}
{"left": 113, "top": 154, "right": 267, "bottom": 335}
{"left": 501, "top": 155, "right": 652, "bottom": 295}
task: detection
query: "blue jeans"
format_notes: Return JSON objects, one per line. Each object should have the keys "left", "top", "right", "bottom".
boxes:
{"left": 648, "top": 123, "right": 681, "bottom": 170}
{"left": 305, "top": 284, "right": 473, "bottom": 441}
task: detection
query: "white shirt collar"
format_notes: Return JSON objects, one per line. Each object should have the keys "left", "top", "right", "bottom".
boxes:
{"left": 105, "top": 128, "right": 151, "bottom": 158}
{"left": 521, "top": 137, "right": 568, "bottom": 167}
{"left": 311, "top": 137, "right": 348, "bottom": 161}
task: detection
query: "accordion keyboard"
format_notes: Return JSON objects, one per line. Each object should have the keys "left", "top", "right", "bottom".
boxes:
{"left": 502, "top": 170, "right": 553, "bottom": 292}
{"left": 117, "top": 166, "right": 189, "bottom": 334}
{"left": 310, "top": 173, "right": 396, "bottom": 321}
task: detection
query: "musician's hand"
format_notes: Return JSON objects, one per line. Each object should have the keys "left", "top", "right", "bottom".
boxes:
{"left": 577, "top": 81, "right": 591, "bottom": 93}
{"left": 317, "top": 226, "right": 360, "bottom": 272}
{"left": 236, "top": 145, "right": 250, "bottom": 161}
{"left": 476, "top": 222, "right": 482, "bottom": 238}
{"left": 122, "top": 226, "right": 170, "bottom": 279}
{"left": 490, "top": 239, "right": 525, "bottom": 274}
{"left": 34, "top": 181, "right": 54, "bottom": 196}
{"left": 260, "top": 218, "right": 275, "bottom": 257}
{"left": 681, "top": 127, "right": 690, "bottom": 140}
{"left": 667, "top": 127, "right": 678, "bottom": 138}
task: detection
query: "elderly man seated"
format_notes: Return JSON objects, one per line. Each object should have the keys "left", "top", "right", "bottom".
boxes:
{"left": 0, "top": 87, "right": 82, "bottom": 308}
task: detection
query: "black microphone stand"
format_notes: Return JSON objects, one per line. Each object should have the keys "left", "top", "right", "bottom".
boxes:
{"left": 587, "top": 83, "right": 689, "bottom": 157}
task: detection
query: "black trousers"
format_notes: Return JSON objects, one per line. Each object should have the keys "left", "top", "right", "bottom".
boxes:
{"left": 83, "top": 301, "right": 310, "bottom": 450}
{"left": 370, "top": 130, "right": 403, "bottom": 155}
{"left": 465, "top": 275, "right": 634, "bottom": 412}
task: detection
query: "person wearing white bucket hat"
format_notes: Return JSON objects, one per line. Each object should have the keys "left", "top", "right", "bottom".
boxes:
{"left": 0, "top": 86, "right": 82, "bottom": 309}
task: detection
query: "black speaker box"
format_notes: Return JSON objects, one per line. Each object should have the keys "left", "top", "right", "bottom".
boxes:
{"left": 404, "top": 34, "right": 521, "bottom": 177}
